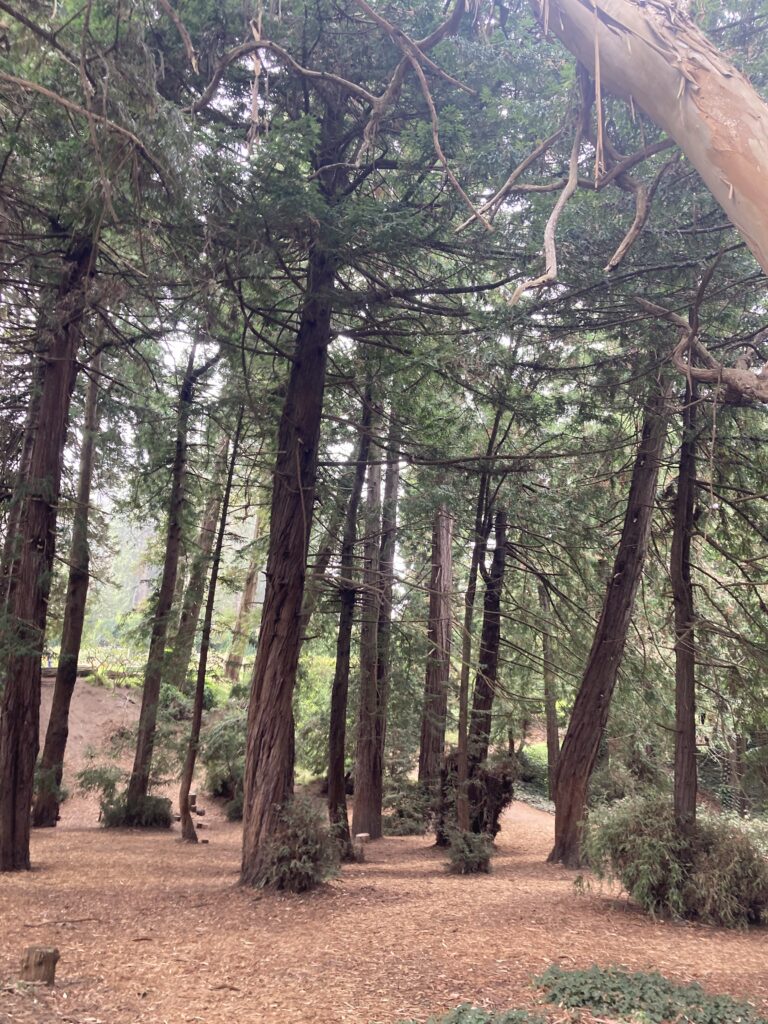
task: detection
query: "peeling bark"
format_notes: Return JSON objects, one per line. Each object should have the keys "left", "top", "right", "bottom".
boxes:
{"left": 531, "top": 0, "right": 768, "bottom": 276}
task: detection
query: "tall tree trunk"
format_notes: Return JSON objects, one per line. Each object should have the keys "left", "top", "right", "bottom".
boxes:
{"left": 32, "top": 354, "right": 101, "bottom": 828}
{"left": 538, "top": 582, "right": 560, "bottom": 800}
{"left": 467, "top": 509, "right": 508, "bottom": 776}
{"left": 456, "top": 436, "right": 498, "bottom": 832}
{"left": 240, "top": 240, "right": 336, "bottom": 885}
{"left": 530, "top": 0, "right": 768, "bottom": 278}
{"left": 351, "top": 425, "right": 383, "bottom": 839}
{"left": 671, "top": 384, "right": 698, "bottom": 830}
{"left": 0, "top": 235, "right": 94, "bottom": 871}
{"left": 328, "top": 391, "right": 373, "bottom": 853}
{"left": 179, "top": 412, "right": 242, "bottom": 842}
{"left": 165, "top": 435, "right": 230, "bottom": 692}
{"left": 549, "top": 389, "right": 670, "bottom": 867}
{"left": 418, "top": 506, "right": 453, "bottom": 788}
{"left": 125, "top": 349, "right": 200, "bottom": 815}
{"left": 224, "top": 516, "right": 261, "bottom": 684}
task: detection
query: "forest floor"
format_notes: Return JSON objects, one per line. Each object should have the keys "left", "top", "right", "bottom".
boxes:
{"left": 1, "top": 681, "right": 767, "bottom": 1024}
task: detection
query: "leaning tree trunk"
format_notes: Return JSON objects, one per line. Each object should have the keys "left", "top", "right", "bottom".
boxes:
{"left": 327, "top": 391, "right": 373, "bottom": 854}
{"left": 0, "top": 235, "right": 94, "bottom": 871}
{"left": 531, "top": 0, "right": 768, "bottom": 277}
{"left": 240, "top": 241, "right": 337, "bottom": 885}
{"left": 224, "top": 516, "right": 261, "bottom": 683}
{"left": 351, "top": 425, "right": 383, "bottom": 840}
{"left": 179, "top": 412, "right": 241, "bottom": 842}
{"left": 125, "top": 350, "right": 199, "bottom": 816}
{"left": 671, "top": 383, "right": 698, "bottom": 830}
{"left": 549, "top": 388, "right": 670, "bottom": 867}
{"left": 165, "top": 434, "right": 229, "bottom": 693}
{"left": 538, "top": 582, "right": 560, "bottom": 800}
{"left": 418, "top": 506, "right": 453, "bottom": 789}
{"left": 32, "top": 354, "right": 101, "bottom": 828}
{"left": 467, "top": 509, "right": 508, "bottom": 776}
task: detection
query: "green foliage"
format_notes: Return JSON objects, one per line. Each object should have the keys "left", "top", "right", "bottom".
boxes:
{"left": 536, "top": 965, "right": 767, "bottom": 1024}
{"left": 34, "top": 764, "right": 69, "bottom": 804}
{"left": 250, "top": 797, "right": 339, "bottom": 893}
{"left": 584, "top": 794, "right": 768, "bottom": 927}
{"left": 399, "top": 1008, "right": 544, "bottom": 1024}
{"left": 383, "top": 779, "right": 433, "bottom": 836}
{"left": 446, "top": 830, "right": 493, "bottom": 875}
{"left": 101, "top": 794, "right": 173, "bottom": 829}
{"left": 201, "top": 706, "right": 246, "bottom": 801}
{"left": 76, "top": 762, "right": 123, "bottom": 804}
{"left": 159, "top": 682, "right": 192, "bottom": 721}
{"left": 516, "top": 745, "right": 549, "bottom": 797}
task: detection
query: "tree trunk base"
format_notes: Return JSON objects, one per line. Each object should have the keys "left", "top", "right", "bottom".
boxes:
{"left": 21, "top": 947, "right": 59, "bottom": 985}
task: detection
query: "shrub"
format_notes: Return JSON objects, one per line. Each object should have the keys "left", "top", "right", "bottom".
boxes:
{"left": 584, "top": 793, "right": 768, "bottom": 926}
{"left": 101, "top": 793, "right": 173, "bottom": 829}
{"left": 201, "top": 707, "right": 246, "bottom": 801}
{"left": 251, "top": 796, "right": 339, "bottom": 892}
{"left": 383, "top": 779, "right": 433, "bottom": 836}
{"left": 537, "top": 965, "right": 767, "bottom": 1024}
{"left": 159, "top": 682, "right": 192, "bottom": 721}
{"left": 400, "top": 1007, "right": 544, "bottom": 1024}
{"left": 516, "top": 745, "right": 548, "bottom": 797}
{"left": 224, "top": 792, "right": 244, "bottom": 821}
{"left": 76, "top": 762, "right": 123, "bottom": 805}
{"left": 446, "top": 830, "right": 493, "bottom": 875}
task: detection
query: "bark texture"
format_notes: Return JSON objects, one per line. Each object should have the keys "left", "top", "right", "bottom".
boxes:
{"left": 467, "top": 509, "right": 507, "bottom": 774}
{"left": 224, "top": 517, "right": 261, "bottom": 684}
{"left": 418, "top": 506, "right": 453, "bottom": 788}
{"left": 351, "top": 429, "right": 383, "bottom": 839}
{"left": 549, "top": 389, "right": 670, "bottom": 867}
{"left": 0, "top": 236, "right": 94, "bottom": 870}
{"left": 327, "top": 393, "right": 372, "bottom": 853}
{"left": 532, "top": 0, "right": 768, "bottom": 275}
{"left": 179, "top": 414, "right": 241, "bottom": 842}
{"left": 671, "top": 384, "right": 697, "bottom": 828}
{"left": 166, "top": 435, "right": 229, "bottom": 692}
{"left": 240, "top": 242, "right": 336, "bottom": 885}
{"left": 32, "top": 355, "right": 101, "bottom": 828}
{"left": 125, "top": 351, "right": 199, "bottom": 814}
{"left": 538, "top": 582, "right": 560, "bottom": 800}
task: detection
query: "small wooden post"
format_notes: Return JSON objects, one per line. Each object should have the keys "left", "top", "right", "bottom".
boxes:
{"left": 21, "top": 947, "right": 60, "bottom": 985}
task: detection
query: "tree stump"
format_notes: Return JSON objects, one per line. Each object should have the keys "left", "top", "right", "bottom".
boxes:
{"left": 21, "top": 947, "right": 60, "bottom": 985}
{"left": 352, "top": 838, "right": 365, "bottom": 863}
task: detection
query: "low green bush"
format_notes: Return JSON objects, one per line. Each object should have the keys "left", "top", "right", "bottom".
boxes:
{"left": 224, "top": 792, "right": 244, "bottom": 821}
{"left": 101, "top": 794, "right": 172, "bottom": 829}
{"left": 250, "top": 796, "right": 339, "bottom": 892}
{"left": 446, "top": 830, "right": 493, "bottom": 875}
{"left": 537, "top": 965, "right": 767, "bottom": 1024}
{"left": 383, "top": 779, "right": 433, "bottom": 836}
{"left": 159, "top": 682, "right": 192, "bottom": 721}
{"left": 516, "top": 745, "right": 548, "bottom": 797}
{"left": 400, "top": 1008, "right": 544, "bottom": 1024}
{"left": 201, "top": 707, "right": 246, "bottom": 801}
{"left": 584, "top": 793, "right": 768, "bottom": 927}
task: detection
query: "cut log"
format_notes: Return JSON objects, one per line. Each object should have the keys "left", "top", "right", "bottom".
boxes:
{"left": 352, "top": 838, "right": 365, "bottom": 863}
{"left": 21, "top": 946, "right": 60, "bottom": 985}
{"left": 355, "top": 832, "right": 370, "bottom": 843}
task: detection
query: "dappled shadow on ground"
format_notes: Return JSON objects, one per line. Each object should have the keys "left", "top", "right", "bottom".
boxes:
{"left": 1, "top": 798, "right": 767, "bottom": 1024}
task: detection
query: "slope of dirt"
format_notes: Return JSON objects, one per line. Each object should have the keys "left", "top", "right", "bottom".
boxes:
{"left": 0, "top": 682, "right": 766, "bottom": 1024}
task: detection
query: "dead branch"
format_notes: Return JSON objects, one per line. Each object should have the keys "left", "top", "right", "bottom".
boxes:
{"left": 156, "top": 0, "right": 198, "bottom": 74}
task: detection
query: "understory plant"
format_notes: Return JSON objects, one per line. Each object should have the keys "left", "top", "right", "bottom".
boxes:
{"left": 584, "top": 793, "right": 768, "bottom": 927}
{"left": 383, "top": 778, "right": 433, "bottom": 836}
{"left": 537, "top": 965, "right": 767, "bottom": 1024}
{"left": 400, "top": 1009, "right": 544, "bottom": 1024}
{"left": 251, "top": 796, "right": 339, "bottom": 892}
{"left": 446, "top": 829, "right": 493, "bottom": 874}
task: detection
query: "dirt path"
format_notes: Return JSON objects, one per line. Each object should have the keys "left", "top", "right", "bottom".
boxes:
{"left": 2, "top": 798, "right": 767, "bottom": 1024}
{"left": 2, "top": 682, "right": 766, "bottom": 1023}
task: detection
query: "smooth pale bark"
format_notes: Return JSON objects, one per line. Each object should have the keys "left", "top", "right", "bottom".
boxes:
{"left": 532, "top": 0, "right": 768, "bottom": 276}
{"left": 418, "top": 506, "right": 453, "bottom": 788}
{"left": 671, "top": 384, "right": 698, "bottom": 829}
{"left": 327, "top": 393, "right": 372, "bottom": 853}
{"left": 538, "top": 582, "right": 560, "bottom": 800}
{"left": 33, "top": 354, "right": 102, "bottom": 828}
{"left": 166, "top": 435, "right": 229, "bottom": 693}
{"left": 179, "top": 414, "right": 241, "bottom": 842}
{"left": 240, "top": 242, "right": 336, "bottom": 885}
{"left": 549, "top": 388, "right": 670, "bottom": 867}
{"left": 351, "top": 430, "right": 383, "bottom": 839}
{"left": 0, "top": 236, "right": 94, "bottom": 870}
{"left": 224, "top": 517, "right": 261, "bottom": 684}
{"left": 125, "top": 350, "right": 199, "bottom": 814}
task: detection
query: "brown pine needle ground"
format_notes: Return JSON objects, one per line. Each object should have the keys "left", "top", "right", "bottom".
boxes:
{"left": 1, "top": 682, "right": 766, "bottom": 1023}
